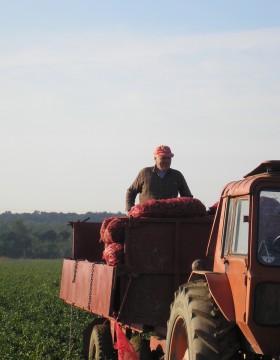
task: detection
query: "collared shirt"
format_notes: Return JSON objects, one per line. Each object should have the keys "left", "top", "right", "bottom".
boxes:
{"left": 126, "top": 166, "right": 193, "bottom": 211}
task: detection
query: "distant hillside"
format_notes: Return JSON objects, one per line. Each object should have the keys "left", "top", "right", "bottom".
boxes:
{"left": 0, "top": 211, "right": 125, "bottom": 224}
{"left": 0, "top": 211, "right": 125, "bottom": 259}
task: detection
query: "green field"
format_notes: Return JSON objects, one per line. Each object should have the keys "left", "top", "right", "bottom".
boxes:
{"left": 0, "top": 259, "right": 94, "bottom": 360}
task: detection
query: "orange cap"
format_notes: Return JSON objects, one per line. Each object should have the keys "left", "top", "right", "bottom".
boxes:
{"left": 154, "top": 145, "right": 174, "bottom": 158}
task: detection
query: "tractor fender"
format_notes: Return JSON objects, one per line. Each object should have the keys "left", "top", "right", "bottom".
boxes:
{"left": 189, "top": 271, "right": 236, "bottom": 322}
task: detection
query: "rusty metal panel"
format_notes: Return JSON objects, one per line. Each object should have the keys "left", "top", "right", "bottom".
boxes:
{"left": 119, "top": 273, "right": 175, "bottom": 327}
{"left": 178, "top": 220, "right": 213, "bottom": 273}
{"left": 126, "top": 217, "right": 212, "bottom": 273}
{"left": 61, "top": 217, "right": 213, "bottom": 330}
{"left": 60, "top": 259, "right": 117, "bottom": 316}
{"left": 72, "top": 261, "right": 93, "bottom": 310}
{"left": 60, "top": 259, "right": 76, "bottom": 304}
{"left": 118, "top": 217, "right": 213, "bottom": 326}
{"left": 73, "top": 222, "right": 103, "bottom": 262}
{"left": 125, "top": 220, "right": 176, "bottom": 272}
{"left": 89, "top": 264, "right": 117, "bottom": 317}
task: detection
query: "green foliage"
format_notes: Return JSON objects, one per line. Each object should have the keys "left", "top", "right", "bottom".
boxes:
{"left": 0, "top": 211, "right": 124, "bottom": 224}
{"left": 0, "top": 259, "right": 94, "bottom": 359}
{"left": 0, "top": 211, "right": 124, "bottom": 259}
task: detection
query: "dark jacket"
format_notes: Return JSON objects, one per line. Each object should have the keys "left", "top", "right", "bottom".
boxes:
{"left": 126, "top": 166, "right": 192, "bottom": 211}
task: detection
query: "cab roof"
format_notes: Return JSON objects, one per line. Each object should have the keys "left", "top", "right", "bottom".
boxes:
{"left": 221, "top": 160, "right": 280, "bottom": 198}
{"left": 244, "top": 160, "right": 280, "bottom": 178}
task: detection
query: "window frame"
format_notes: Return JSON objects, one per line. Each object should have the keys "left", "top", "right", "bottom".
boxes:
{"left": 221, "top": 196, "right": 249, "bottom": 257}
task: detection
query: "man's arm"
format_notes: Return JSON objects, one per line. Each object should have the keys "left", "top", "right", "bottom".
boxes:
{"left": 126, "top": 187, "right": 138, "bottom": 212}
{"left": 125, "top": 171, "right": 143, "bottom": 211}
{"left": 178, "top": 172, "right": 193, "bottom": 198}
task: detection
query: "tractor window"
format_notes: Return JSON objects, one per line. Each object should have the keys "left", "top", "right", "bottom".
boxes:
{"left": 232, "top": 199, "right": 249, "bottom": 255}
{"left": 222, "top": 198, "right": 235, "bottom": 256}
{"left": 258, "top": 190, "right": 280, "bottom": 265}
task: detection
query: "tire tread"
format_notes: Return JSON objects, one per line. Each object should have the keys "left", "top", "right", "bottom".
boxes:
{"left": 165, "top": 279, "right": 240, "bottom": 360}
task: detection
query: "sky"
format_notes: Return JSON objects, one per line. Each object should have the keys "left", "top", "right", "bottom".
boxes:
{"left": 0, "top": 1, "right": 280, "bottom": 214}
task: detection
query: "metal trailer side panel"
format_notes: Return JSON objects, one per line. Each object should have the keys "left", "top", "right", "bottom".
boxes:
{"left": 72, "top": 222, "right": 103, "bottom": 262}
{"left": 60, "top": 216, "right": 214, "bottom": 334}
{"left": 60, "top": 258, "right": 75, "bottom": 303}
{"left": 60, "top": 259, "right": 117, "bottom": 317}
{"left": 118, "top": 217, "right": 213, "bottom": 330}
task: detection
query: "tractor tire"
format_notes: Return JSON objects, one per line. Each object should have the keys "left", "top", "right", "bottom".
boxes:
{"left": 88, "top": 323, "right": 116, "bottom": 360}
{"left": 165, "top": 279, "right": 240, "bottom": 360}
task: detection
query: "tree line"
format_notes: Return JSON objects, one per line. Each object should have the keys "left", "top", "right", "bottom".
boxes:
{"left": 0, "top": 211, "right": 124, "bottom": 259}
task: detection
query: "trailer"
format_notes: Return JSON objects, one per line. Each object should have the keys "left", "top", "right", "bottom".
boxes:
{"left": 60, "top": 214, "right": 213, "bottom": 358}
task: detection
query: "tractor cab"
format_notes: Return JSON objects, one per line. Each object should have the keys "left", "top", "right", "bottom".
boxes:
{"left": 206, "top": 160, "right": 280, "bottom": 355}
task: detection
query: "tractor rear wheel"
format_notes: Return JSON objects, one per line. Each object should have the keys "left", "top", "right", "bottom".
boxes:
{"left": 88, "top": 323, "right": 115, "bottom": 360}
{"left": 165, "top": 279, "right": 240, "bottom": 360}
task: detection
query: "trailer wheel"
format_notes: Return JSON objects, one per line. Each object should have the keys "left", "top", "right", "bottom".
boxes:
{"left": 165, "top": 280, "right": 240, "bottom": 360}
{"left": 88, "top": 323, "right": 115, "bottom": 360}
{"left": 131, "top": 335, "right": 153, "bottom": 360}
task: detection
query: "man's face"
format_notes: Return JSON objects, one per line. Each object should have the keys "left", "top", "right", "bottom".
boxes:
{"left": 155, "top": 155, "right": 172, "bottom": 172}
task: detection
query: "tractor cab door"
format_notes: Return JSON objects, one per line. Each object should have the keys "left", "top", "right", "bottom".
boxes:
{"left": 221, "top": 196, "right": 250, "bottom": 324}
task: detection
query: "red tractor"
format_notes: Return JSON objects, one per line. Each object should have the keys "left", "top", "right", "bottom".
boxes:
{"left": 60, "top": 160, "right": 280, "bottom": 359}
{"left": 165, "top": 160, "right": 280, "bottom": 359}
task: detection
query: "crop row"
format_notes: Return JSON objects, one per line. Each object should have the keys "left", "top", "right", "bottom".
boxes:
{"left": 0, "top": 259, "right": 94, "bottom": 360}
